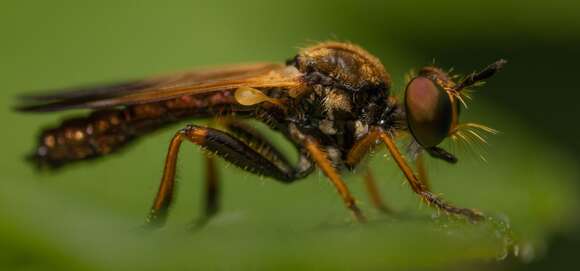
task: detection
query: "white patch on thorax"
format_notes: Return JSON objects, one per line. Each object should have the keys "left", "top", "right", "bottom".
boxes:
{"left": 354, "top": 120, "right": 369, "bottom": 139}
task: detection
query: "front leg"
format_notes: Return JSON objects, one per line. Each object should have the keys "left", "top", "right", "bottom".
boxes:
{"left": 377, "top": 128, "right": 483, "bottom": 221}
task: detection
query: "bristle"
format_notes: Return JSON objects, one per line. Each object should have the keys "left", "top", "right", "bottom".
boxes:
{"left": 461, "top": 90, "right": 473, "bottom": 101}
{"left": 455, "top": 93, "right": 469, "bottom": 108}
{"left": 460, "top": 132, "right": 482, "bottom": 160}
{"left": 449, "top": 122, "right": 497, "bottom": 162}
{"left": 461, "top": 123, "right": 499, "bottom": 134}
{"left": 447, "top": 89, "right": 470, "bottom": 109}
{"left": 466, "top": 129, "right": 488, "bottom": 144}
{"left": 456, "top": 131, "right": 473, "bottom": 146}
{"left": 473, "top": 81, "right": 486, "bottom": 87}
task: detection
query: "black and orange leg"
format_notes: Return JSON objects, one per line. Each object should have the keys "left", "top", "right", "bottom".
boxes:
{"left": 223, "top": 121, "right": 295, "bottom": 174}
{"left": 146, "top": 132, "right": 183, "bottom": 228}
{"left": 224, "top": 121, "right": 289, "bottom": 163}
{"left": 146, "top": 124, "right": 309, "bottom": 228}
{"left": 377, "top": 129, "right": 483, "bottom": 221}
{"left": 193, "top": 120, "right": 309, "bottom": 228}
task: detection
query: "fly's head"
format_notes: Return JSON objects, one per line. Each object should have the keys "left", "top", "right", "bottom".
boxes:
{"left": 402, "top": 60, "right": 507, "bottom": 161}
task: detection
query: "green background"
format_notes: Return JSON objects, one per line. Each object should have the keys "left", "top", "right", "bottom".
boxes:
{"left": 1, "top": 1, "right": 579, "bottom": 270}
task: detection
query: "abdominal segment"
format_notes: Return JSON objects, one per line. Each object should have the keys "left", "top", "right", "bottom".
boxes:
{"left": 30, "top": 90, "right": 244, "bottom": 168}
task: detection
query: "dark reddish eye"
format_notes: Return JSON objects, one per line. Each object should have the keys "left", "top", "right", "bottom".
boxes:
{"left": 404, "top": 76, "right": 453, "bottom": 147}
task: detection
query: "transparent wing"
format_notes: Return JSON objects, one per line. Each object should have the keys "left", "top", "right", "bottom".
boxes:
{"left": 16, "top": 63, "right": 303, "bottom": 112}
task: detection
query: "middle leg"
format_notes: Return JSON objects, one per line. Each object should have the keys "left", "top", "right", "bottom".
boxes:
{"left": 192, "top": 154, "right": 220, "bottom": 228}
{"left": 363, "top": 169, "right": 391, "bottom": 213}
{"left": 345, "top": 129, "right": 392, "bottom": 214}
{"left": 299, "top": 134, "right": 366, "bottom": 222}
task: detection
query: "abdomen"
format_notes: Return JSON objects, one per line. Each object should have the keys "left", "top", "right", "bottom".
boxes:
{"left": 30, "top": 90, "right": 246, "bottom": 168}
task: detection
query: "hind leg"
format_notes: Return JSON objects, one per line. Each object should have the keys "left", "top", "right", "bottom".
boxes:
{"left": 146, "top": 124, "right": 311, "bottom": 228}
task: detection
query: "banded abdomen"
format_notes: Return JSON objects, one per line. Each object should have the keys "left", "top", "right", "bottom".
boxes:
{"left": 31, "top": 90, "right": 246, "bottom": 168}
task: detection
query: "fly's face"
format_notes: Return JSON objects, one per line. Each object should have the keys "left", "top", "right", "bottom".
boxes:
{"left": 404, "top": 60, "right": 507, "bottom": 151}
{"left": 405, "top": 67, "right": 456, "bottom": 148}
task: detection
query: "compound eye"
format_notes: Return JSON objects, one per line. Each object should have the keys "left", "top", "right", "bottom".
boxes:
{"left": 405, "top": 76, "right": 453, "bottom": 147}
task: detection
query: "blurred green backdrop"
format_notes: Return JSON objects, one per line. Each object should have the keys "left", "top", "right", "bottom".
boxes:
{"left": 1, "top": 1, "right": 579, "bottom": 270}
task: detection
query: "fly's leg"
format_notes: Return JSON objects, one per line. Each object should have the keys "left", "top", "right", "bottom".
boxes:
{"left": 146, "top": 124, "right": 311, "bottom": 228}
{"left": 193, "top": 120, "right": 315, "bottom": 228}
{"left": 377, "top": 129, "right": 484, "bottom": 222}
{"left": 344, "top": 129, "right": 392, "bottom": 214}
{"left": 416, "top": 151, "right": 430, "bottom": 190}
{"left": 363, "top": 169, "right": 391, "bottom": 213}
{"left": 304, "top": 137, "right": 366, "bottom": 222}
{"left": 418, "top": 147, "right": 458, "bottom": 190}
{"left": 290, "top": 124, "right": 365, "bottom": 222}
{"left": 223, "top": 121, "right": 297, "bottom": 176}
{"left": 193, "top": 155, "right": 220, "bottom": 228}
{"left": 146, "top": 133, "right": 183, "bottom": 228}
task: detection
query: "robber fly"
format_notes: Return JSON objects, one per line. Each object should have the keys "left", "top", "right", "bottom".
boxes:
{"left": 16, "top": 42, "right": 506, "bottom": 227}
